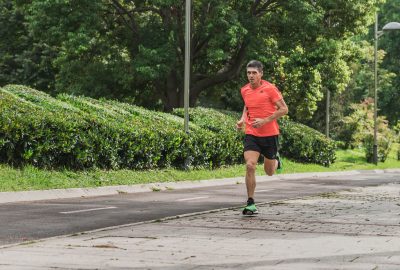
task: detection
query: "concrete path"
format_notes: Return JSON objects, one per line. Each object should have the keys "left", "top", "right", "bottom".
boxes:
{"left": 1, "top": 181, "right": 399, "bottom": 269}
{"left": 1, "top": 169, "right": 399, "bottom": 246}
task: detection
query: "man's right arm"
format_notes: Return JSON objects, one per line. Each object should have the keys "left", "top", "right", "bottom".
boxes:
{"left": 236, "top": 106, "right": 247, "bottom": 130}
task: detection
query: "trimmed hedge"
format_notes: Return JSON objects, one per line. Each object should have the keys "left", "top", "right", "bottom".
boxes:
{"left": 0, "top": 85, "right": 336, "bottom": 170}
{"left": 0, "top": 85, "right": 219, "bottom": 169}
{"left": 0, "top": 86, "right": 95, "bottom": 169}
{"left": 173, "top": 107, "right": 244, "bottom": 167}
{"left": 278, "top": 118, "right": 336, "bottom": 166}
{"left": 173, "top": 108, "right": 336, "bottom": 166}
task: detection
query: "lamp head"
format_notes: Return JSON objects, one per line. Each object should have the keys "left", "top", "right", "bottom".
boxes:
{"left": 382, "top": 22, "right": 400, "bottom": 31}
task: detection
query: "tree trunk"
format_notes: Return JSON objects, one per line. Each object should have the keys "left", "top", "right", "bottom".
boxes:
{"left": 189, "top": 40, "right": 248, "bottom": 106}
{"left": 161, "top": 70, "right": 182, "bottom": 112}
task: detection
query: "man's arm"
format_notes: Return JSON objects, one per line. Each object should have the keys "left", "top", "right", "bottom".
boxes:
{"left": 236, "top": 106, "right": 247, "bottom": 130}
{"left": 252, "top": 99, "right": 288, "bottom": 128}
{"left": 270, "top": 99, "right": 289, "bottom": 120}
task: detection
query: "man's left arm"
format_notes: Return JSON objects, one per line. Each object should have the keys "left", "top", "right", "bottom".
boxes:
{"left": 252, "top": 99, "right": 288, "bottom": 128}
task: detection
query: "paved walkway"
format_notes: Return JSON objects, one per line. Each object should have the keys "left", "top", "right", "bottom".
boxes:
{"left": 1, "top": 181, "right": 399, "bottom": 269}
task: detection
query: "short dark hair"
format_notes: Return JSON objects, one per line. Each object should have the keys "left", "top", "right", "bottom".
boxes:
{"left": 246, "top": 60, "right": 263, "bottom": 72}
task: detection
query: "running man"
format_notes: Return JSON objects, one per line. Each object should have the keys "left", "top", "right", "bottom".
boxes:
{"left": 236, "top": 60, "right": 288, "bottom": 215}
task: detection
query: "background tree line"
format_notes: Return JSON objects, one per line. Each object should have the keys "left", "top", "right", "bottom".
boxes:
{"left": 0, "top": 0, "right": 398, "bottom": 139}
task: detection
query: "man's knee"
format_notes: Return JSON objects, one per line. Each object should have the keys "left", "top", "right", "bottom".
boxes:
{"left": 264, "top": 161, "right": 276, "bottom": 176}
{"left": 246, "top": 161, "right": 257, "bottom": 172}
{"left": 265, "top": 168, "right": 274, "bottom": 176}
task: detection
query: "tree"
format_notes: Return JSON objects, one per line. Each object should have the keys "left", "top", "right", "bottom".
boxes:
{"left": 14, "top": 0, "right": 383, "bottom": 114}
{"left": 377, "top": 0, "right": 400, "bottom": 125}
{"left": 0, "top": 0, "right": 56, "bottom": 91}
{"left": 308, "top": 39, "right": 395, "bottom": 136}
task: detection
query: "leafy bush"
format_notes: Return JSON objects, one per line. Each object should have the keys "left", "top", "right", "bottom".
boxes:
{"left": 398, "top": 148, "right": 400, "bottom": 161}
{"left": 0, "top": 85, "right": 336, "bottom": 169}
{"left": 100, "top": 99, "right": 220, "bottom": 168}
{"left": 339, "top": 99, "right": 395, "bottom": 162}
{"left": 173, "top": 108, "right": 336, "bottom": 167}
{"left": 0, "top": 85, "right": 221, "bottom": 169}
{"left": 278, "top": 118, "right": 336, "bottom": 166}
{"left": 364, "top": 133, "right": 394, "bottom": 163}
{"left": 0, "top": 85, "right": 96, "bottom": 169}
{"left": 172, "top": 107, "right": 244, "bottom": 167}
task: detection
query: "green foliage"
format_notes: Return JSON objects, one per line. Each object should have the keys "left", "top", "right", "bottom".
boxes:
{"left": 278, "top": 118, "right": 336, "bottom": 166}
{"left": 0, "top": 86, "right": 336, "bottom": 169}
{"left": 377, "top": 0, "right": 400, "bottom": 126}
{"left": 0, "top": 85, "right": 236, "bottom": 170}
{"left": 273, "top": 46, "right": 323, "bottom": 121}
{"left": 364, "top": 133, "right": 394, "bottom": 163}
{"left": 0, "top": 0, "right": 56, "bottom": 91}
{"left": 172, "top": 107, "right": 244, "bottom": 167}
{"left": 173, "top": 108, "right": 336, "bottom": 166}
{"left": 0, "top": 85, "right": 95, "bottom": 168}
{"left": 2, "top": 0, "right": 383, "bottom": 114}
{"left": 306, "top": 35, "right": 396, "bottom": 137}
{"left": 339, "top": 99, "right": 395, "bottom": 162}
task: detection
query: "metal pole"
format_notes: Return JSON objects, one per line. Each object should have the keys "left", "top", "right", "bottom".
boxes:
{"left": 373, "top": 12, "right": 378, "bottom": 165}
{"left": 325, "top": 88, "right": 330, "bottom": 138}
{"left": 184, "top": 0, "right": 191, "bottom": 133}
{"left": 325, "top": 15, "right": 331, "bottom": 139}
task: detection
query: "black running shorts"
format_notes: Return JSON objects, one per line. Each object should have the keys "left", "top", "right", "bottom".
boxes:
{"left": 243, "top": 134, "right": 279, "bottom": 160}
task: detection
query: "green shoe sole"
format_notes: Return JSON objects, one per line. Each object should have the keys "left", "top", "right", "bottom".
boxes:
{"left": 242, "top": 204, "right": 259, "bottom": 215}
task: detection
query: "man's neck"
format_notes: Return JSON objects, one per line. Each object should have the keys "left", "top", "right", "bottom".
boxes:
{"left": 250, "top": 80, "right": 262, "bottom": 89}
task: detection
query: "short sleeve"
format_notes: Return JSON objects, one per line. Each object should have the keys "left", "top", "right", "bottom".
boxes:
{"left": 270, "top": 85, "right": 283, "bottom": 103}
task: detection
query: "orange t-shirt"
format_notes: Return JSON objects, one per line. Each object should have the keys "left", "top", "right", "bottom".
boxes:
{"left": 241, "top": 80, "right": 283, "bottom": 137}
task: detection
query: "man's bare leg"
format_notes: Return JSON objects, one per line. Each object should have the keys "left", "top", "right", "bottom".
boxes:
{"left": 244, "top": 151, "right": 260, "bottom": 199}
{"left": 264, "top": 157, "right": 278, "bottom": 176}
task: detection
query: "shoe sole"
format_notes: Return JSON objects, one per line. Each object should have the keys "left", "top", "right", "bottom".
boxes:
{"left": 242, "top": 209, "right": 259, "bottom": 216}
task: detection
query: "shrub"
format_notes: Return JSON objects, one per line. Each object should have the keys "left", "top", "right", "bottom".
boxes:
{"left": 340, "top": 99, "right": 395, "bottom": 163}
{"left": 0, "top": 85, "right": 97, "bottom": 169}
{"left": 0, "top": 85, "right": 336, "bottom": 169}
{"left": 96, "top": 98, "right": 218, "bottom": 169}
{"left": 172, "top": 107, "right": 244, "bottom": 167}
{"left": 364, "top": 129, "right": 395, "bottom": 163}
{"left": 173, "top": 108, "right": 336, "bottom": 167}
{"left": 0, "top": 85, "right": 221, "bottom": 169}
{"left": 278, "top": 118, "right": 336, "bottom": 166}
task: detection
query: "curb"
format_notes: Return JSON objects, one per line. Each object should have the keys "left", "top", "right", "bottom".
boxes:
{"left": 0, "top": 169, "right": 399, "bottom": 204}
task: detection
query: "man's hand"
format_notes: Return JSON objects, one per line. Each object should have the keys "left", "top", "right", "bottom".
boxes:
{"left": 252, "top": 118, "right": 270, "bottom": 128}
{"left": 236, "top": 119, "right": 244, "bottom": 131}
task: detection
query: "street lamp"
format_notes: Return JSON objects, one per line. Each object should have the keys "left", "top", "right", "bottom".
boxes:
{"left": 183, "top": 0, "right": 191, "bottom": 169}
{"left": 373, "top": 13, "right": 400, "bottom": 165}
{"left": 184, "top": 0, "right": 191, "bottom": 133}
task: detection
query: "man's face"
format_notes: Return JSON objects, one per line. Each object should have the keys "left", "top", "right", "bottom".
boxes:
{"left": 246, "top": 67, "right": 262, "bottom": 86}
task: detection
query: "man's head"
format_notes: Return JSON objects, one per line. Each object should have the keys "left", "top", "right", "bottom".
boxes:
{"left": 246, "top": 60, "right": 263, "bottom": 88}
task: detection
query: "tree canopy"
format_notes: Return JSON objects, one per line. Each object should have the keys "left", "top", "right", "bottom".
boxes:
{"left": 0, "top": 0, "right": 390, "bottom": 123}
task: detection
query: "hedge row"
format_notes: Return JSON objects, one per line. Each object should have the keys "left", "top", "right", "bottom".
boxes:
{"left": 0, "top": 85, "right": 336, "bottom": 170}
{"left": 0, "top": 85, "right": 232, "bottom": 169}
{"left": 278, "top": 118, "right": 336, "bottom": 166}
{"left": 173, "top": 108, "right": 336, "bottom": 166}
{"left": 172, "top": 107, "right": 244, "bottom": 166}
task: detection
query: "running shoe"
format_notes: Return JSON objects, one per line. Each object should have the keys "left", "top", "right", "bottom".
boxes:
{"left": 276, "top": 153, "right": 283, "bottom": 173}
{"left": 242, "top": 202, "right": 259, "bottom": 216}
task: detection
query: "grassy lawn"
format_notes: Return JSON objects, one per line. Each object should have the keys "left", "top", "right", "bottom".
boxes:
{"left": 0, "top": 146, "right": 399, "bottom": 192}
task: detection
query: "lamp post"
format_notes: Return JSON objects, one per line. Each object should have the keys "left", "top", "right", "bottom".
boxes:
{"left": 183, "top": 0, "right": 191, "bottom": 169}
{"left": 184, "top": 0, "right": 191, "bottom": 133}
{"left": 373, "top": 13, "right": 400, "bottom": 165}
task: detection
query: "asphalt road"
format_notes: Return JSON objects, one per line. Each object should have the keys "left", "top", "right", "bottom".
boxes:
{"left": 0, "top": 170, "right": 399, "bottom": 246}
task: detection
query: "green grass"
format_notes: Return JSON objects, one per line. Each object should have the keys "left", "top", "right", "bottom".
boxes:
{"left": 0, "top": 146, "right": 399, "bottom": 192}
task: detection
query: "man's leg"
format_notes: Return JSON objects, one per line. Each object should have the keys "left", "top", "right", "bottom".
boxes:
{"left": 262, "top": 136, "right": 280, "bottom": 176}
{"left": 264, "top": 157, "right": 278, "bottom": 176}
{"left": 244, "top": 150, "right": 260, "bottom": 199}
